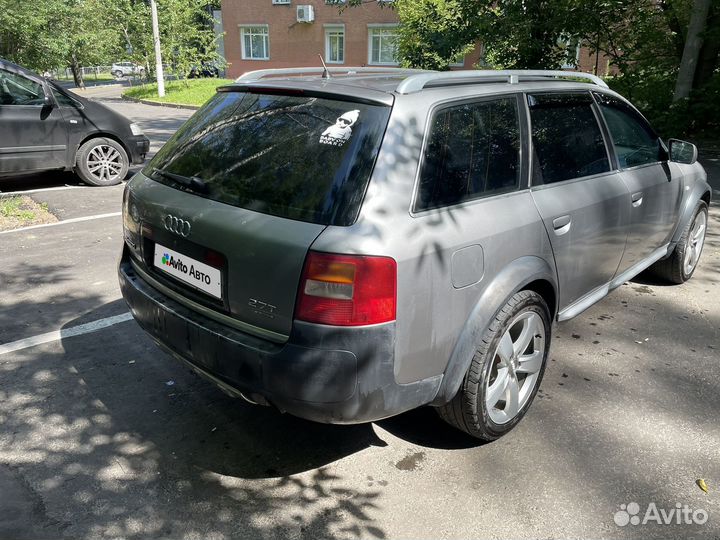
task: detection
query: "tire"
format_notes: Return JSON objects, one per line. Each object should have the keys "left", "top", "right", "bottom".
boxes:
{"left": 75, "top": 138, "right": 129, "bottom": 187}
{"left": 112, "top": 70, "right": 124, "bottom": 79}
{"left": 437, "top": 290, "right": 552, "bottom": 441}
{"left": 650, "top": 201, "right": 708, "bottom": 284}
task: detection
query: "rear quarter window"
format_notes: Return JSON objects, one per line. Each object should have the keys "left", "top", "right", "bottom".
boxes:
{"left": 414, "top": 96, "right": 521, "bottom": 212}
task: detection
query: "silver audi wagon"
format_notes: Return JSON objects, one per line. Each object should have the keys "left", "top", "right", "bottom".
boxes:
{"left": 119, "top": 68, "right": 711, "bottom": 440}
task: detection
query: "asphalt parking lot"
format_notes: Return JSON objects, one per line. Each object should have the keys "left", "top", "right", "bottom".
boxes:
{"left": 1, "top": 87, "right": 719, "bottom": 540}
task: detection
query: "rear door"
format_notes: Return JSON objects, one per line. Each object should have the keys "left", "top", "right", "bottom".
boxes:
{"left": 0, "top": 66, "right": 67, "bottom": 173}
{"left": 527, "top": 92, "right": 630, "bottom": 314}
{"left": 593, "top": 92, "right": 682, "bottom": 272}
{"left": 126, "top": 88, "right": 392, "bottom": 340}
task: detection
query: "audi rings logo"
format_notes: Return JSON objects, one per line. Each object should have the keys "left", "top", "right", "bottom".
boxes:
{"left": 164, "top": 214, "right": 191, "bottom": 237}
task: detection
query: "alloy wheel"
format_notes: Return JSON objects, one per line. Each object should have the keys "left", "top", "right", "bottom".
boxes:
{"left": 683, "top": 210, "right": 707, "bottom": 276}
{"left": 86, "top": 144, "right": 123, "bottom": 184}
{"left": 485, "top": 311, "right": 546, "bottom": 425}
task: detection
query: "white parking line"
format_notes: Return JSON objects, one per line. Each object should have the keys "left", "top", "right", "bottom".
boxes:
{"left": 0, "top": 185, "right": 89, "bottom": 196}
{"left": 0, "top": 312, "right": 134, "bottom": 356}
{"left": 0, "top": 212, "right": 121, "bottom": 235}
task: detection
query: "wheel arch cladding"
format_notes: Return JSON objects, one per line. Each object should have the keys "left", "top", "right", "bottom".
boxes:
{"left": 673, "top": 180, "right": 711, "bottom": 239}
{"left": 431, "top": 255, "right": 557, "bottom": 405}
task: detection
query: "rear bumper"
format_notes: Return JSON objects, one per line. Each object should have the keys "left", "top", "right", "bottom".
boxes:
{"left": 127, "top": 135, "right": 150, "bottom": 164}
{"left": 118, "top": 254, "right": 440, "bottom": 424}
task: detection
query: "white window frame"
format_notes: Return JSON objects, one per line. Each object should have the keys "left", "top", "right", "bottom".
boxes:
{"left": 449, "top": 53, "right": 465, "bottom": 68}
{"left": 560, "top": 37, "right": 581, "bottom": 69}
{"left": 367, "top": 24, "right": 400, "bottom": 66}
{"left": 324, "top": 25, "right": 345, "bottom": 64}
{"left": 240, "top": 25, "right": 270, "bottom": 61}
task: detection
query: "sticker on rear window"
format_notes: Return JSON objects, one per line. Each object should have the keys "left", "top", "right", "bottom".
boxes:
{"left": 320, "top": 110, "right": 360, "bottom": 146}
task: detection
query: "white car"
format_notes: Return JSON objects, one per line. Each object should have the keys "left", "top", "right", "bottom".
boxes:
{"left": 111, "top": 62, "right": 144, "bottom": 78}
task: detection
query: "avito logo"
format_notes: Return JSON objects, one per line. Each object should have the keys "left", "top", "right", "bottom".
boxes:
{"left": 160, "top": 252, "right": 212, "bottom": 286}
{"left": 161, "top": 253, "right": 188, "bottom": 273}
{"left": 614, "top": 502, "right": 708, "bottom": 527}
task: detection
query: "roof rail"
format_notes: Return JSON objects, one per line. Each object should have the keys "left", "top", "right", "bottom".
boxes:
{"left": 236, "top": 66, "right": 427, "bottom": 84}
{"left": 395, "top": 69, "right": 608, "bottom": 94}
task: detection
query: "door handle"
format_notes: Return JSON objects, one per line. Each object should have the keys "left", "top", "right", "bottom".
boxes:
{"left": 631, "top": 192, "right": 643, "bottom": 207}
{"left": 552, "top": 215, "right": 571, "bottom": 236}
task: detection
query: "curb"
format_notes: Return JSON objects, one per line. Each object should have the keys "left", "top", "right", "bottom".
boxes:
{"left": 121, "top": 94, "right": 200, "bottom": 111}
{"left": 62, "top": 83, "right": 125, "bottom": 91}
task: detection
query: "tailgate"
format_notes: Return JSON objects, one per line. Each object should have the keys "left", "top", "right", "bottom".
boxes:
{"left": 126, "top": 173, "right": 325, "bottom": 340}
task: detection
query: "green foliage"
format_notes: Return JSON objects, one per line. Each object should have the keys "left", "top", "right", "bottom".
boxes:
{"left": 0, "top": 0, "right": 118, "bottom": 72}
{"left": 156, "top": 0, "right": 224, "bottom": 84}
{"left": 0, "top": 0, "right": 223, "bottom": 86}
{"left": 479, "top": 0, "right": 586, "bottom": 69}
{"left": 124, "top": 78, "right": 232, "bottom": 107}
{"left": 609, "top": 71, "right": 720, "bottom": 138}
{"left": 393, "top": 0, "right": 478, "bottom": 70}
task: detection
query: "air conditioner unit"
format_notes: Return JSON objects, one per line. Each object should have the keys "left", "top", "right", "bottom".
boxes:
{"left": 296, "top": 5, "right": 314, "bottom": 23}
{"left": 272, "top": 0, "right": 290, "bottom": 4}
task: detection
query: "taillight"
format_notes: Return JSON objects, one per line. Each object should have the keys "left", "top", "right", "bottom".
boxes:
{"left": 295, "top": 251, "right": 397, "bottom": 326}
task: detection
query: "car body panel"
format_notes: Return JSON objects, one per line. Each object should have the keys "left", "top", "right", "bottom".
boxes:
{"left": 531, "top": 172, "right": 630, "bottom": 310}
{"left": 616, "top": 163, "right": 683, "bottom": 272}
{"left": 668, "top": 162, "right": 711, "bottom": 250}
{"left": 0, "top": 102, "right": 67, "bottom": 173}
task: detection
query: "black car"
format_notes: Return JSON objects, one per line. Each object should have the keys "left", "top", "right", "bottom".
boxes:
{"left": 188, "top": 62, "right": 220, "bottom": 79}
{"left": 0, "top": 58, "right": 150, "bottom": 186}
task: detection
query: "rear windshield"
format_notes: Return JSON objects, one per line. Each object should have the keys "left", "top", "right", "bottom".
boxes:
{"left": 145, "top": 90, "right": 391, "bottom": 226}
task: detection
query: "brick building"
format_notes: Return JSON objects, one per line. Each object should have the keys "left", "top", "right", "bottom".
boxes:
{"left": 221, "top": 0, "right": 485, "bottom": 78}
{"left": 220, "top": 0, "right": 609, "bottom": 78}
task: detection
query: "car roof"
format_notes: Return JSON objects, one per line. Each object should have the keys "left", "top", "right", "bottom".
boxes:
{"left": 227, "top": 68, "right": 614, "bottom": 106}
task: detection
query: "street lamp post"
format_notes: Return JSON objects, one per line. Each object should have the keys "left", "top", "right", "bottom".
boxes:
{"left": 150, "top": 0, "right": 165, "bottom": 97}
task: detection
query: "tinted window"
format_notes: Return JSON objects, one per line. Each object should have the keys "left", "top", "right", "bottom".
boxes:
{"left": 528, "top": 93, "right": 610, "bottom": 184}
{"left": 51, "top": 85, "right": 79, "bottom": 107}
{"left": 415, "top": 97, "right": 520, "bottom": 211}
{"left": 0, "top": 69, "right": 44, "bottom": 105}
{"left": 594, "top": 92, "right": 662, "bottom": 168}
{"left": 146, "top": 91, "right": 391, "bottom": 226}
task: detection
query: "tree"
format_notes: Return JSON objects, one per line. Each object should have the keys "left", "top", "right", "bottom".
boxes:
{"left": 392, "top": 0, "right": 480, "bottom": 70}
{"left": 0, "top": 0, "right": 119, "bottom": 87}
{"left": 153, "top": 0, "right": 222, "bottom": 84}
{"left": 0, "top": 0, "right": 222, "bottom": 88}
{"left": 673, "top": 0, "right": 712, "bottom": 100}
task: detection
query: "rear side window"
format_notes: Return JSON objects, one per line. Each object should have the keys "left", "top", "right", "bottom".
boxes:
{"left": 528, "top": 93, "right": 610, "bottom": 184}
{"left": 146, "top": 91, "right": 391, "bottom": 226}
{"left": 414, "top": 97, "right": 520, "bottom": 212}
{"left": 593, "top": 92, "right": 662, "bottom": 168}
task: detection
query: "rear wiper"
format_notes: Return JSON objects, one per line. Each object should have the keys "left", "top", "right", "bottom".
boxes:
{"left": 152, "top": 168, "right": 209, "bottom": 194}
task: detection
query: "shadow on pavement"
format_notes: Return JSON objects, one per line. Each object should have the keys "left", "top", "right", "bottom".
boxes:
{"left": 2, "top": 299, "right": 388, "bottom": 538}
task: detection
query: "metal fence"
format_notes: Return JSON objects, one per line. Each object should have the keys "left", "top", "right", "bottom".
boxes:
{"left": 54, "top": 66, "right": 115, "bottom": 80}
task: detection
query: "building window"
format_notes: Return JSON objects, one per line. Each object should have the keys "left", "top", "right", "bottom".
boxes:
{"left": 368, "top": 26, "right": 399, "bottom": 65}
{"left": 560, "top": 38, "right": 581, "bottom": 69}
{"left": 325, "top": 27, "right": 345, "bottom": 64}
{"left": 241, "top": 25, "right": 269, "bottom": 60}
{"left": 449, "top": 52, "right": 465, "bottom": 67}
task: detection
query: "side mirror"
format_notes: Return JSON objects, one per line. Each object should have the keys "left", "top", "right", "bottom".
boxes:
{"left": 668, "top": 139, "right": 698, "bottom": 165}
